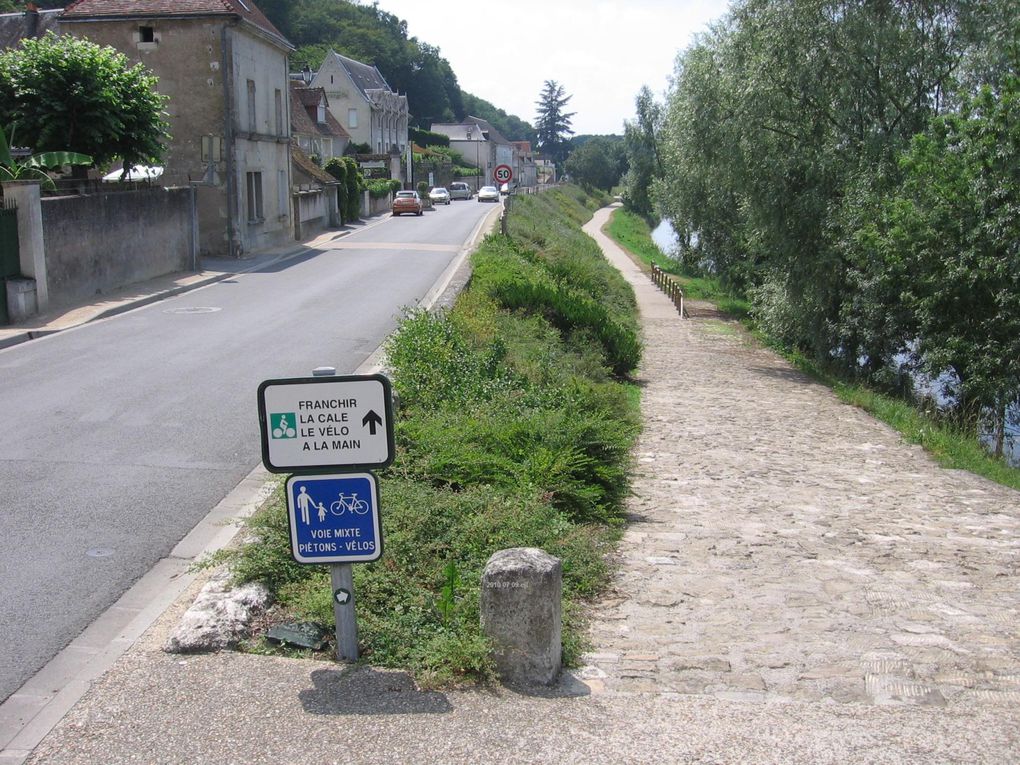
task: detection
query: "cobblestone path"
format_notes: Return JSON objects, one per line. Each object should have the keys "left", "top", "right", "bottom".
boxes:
{"left": 580, "top": 208, "right": 1020, "bottom": 708}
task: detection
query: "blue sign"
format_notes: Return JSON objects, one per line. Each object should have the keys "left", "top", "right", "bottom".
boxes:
{"left": 285, "top": 473, "right": 382, "bottom": 564}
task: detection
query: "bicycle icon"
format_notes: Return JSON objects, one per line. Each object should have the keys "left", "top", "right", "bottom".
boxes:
{"left": 330, "top": 492, "right": 369, "bottom": 516}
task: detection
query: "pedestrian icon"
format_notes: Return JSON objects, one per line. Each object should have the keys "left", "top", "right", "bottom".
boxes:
{"left": 296, "top": 485, "right": 315, "bottom": 524}
{"left": 271, "top": 412, "right": 297, "bottom": 439}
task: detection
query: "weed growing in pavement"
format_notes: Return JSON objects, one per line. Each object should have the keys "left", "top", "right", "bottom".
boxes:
{"left": 224, "top": 187, "right": 640, "bottom": 685}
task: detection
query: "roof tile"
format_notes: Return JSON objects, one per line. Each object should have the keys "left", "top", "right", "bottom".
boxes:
{"left": 63, "top": 0, "right": 289, "bottom": 47}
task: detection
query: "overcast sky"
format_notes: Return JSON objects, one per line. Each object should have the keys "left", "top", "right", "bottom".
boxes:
{"left": 375, "top": 0, "right": 728, "bottom": 135}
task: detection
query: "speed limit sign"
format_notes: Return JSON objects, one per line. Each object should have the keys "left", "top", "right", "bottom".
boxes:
{"left": 493, "top": 164, "right": 513, "bottom": 184}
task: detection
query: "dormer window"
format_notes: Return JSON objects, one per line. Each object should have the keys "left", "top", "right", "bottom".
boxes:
{"left": 317, "top": 102, "right": 326, "bottom": 124}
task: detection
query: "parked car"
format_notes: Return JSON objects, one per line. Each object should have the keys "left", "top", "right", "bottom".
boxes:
{"left": 448, "top": 182, "right": 472, "bottom": 200}
{"left": 392, "top": 190, "right": 423, "bottom": 216}
{"left": 429, "top": 187, "right": 451, "bottom": 205}
{"left": 477, "top": 185, "right": 500, "bottom": 203}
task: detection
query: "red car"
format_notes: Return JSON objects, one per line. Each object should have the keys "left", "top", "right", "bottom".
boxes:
{"left": 392, "top": 190, "right": 423, "bottom": 216}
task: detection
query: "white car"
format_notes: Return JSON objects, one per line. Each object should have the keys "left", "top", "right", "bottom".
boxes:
{"left": 477, "top": 185, "right": 500, "bottom": 202}
{"left": 429, "top": 187, "right": 451, "bottom": 205}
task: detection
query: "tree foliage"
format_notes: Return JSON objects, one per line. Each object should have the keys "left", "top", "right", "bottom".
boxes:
{"left": 853, "top": 77, "right": 1020, "bottom": 438}
{"left": 535, "top": 80, "right": 575, "bottom": 166}
{"left": 0, "top": 32, "right": 168, "bottom": 168}
{"left": 261, "top": 0, "right": 479, "bottom": 129}
{"left": 0, "top": 124, "right": 92, "bottom": 189}
{"left": 564, "top": 137, "right": 626, "bottom": 192}
{"left": 652, "top": 0, "right": 1018, "bottom": 446}
{"left": 324, "top": 155, "right": 363, "bottom": 223}
{"left": 622, "top": 86, "right": 661, "bottom": 218}
{"left": 460, "top": 92, "right": 536, "bottom": 143}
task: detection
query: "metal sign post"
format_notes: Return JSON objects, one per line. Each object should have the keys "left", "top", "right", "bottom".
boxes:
{"left": 262, "top": 366, "right": 394, "bottom": 663}
{"left": 330, "top": 564, "right": 358, "bottom": 660}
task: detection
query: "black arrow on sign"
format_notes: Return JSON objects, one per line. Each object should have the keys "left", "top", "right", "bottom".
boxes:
{"left": 362, "top": 409, "right": 383, "bottom": 435}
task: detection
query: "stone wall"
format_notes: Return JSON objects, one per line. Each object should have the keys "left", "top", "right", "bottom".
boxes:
{"left": 41, "top": 187, "right": 193, "bottom": 307}
{"left": 293, "top": 189, "right": 328, "bottom": 240}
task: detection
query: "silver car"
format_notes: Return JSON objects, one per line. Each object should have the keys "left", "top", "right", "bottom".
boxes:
{"left": 429, "top": 187, "right": 451, "bottom": 205}
{"left": 477, "top": 185, "right": 500, "bottom": 202}
{"left": 448, "top": 182, "right": 472, "bottom": 200}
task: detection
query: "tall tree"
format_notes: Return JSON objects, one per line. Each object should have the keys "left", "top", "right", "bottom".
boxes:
{"left": 0, "top": 32, "right": 168, "bottom": 169}
{"left": 657, "top": 0, "right": 990, "bottom": 360}
{"left": 564, "top": 137, "right": 626, "bottom": 192}
{"left": 849, "top": 74, "right": 1020, "bottom": 447}
{"left": 534, "top": 80, "right": 575, "bottom": 167}
{"left": 622, "top": 85, "right": 662, "bottom": 218}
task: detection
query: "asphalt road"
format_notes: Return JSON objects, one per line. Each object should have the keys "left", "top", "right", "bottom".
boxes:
{"left": 0, "top": 199, "right": 496, "bottom": 703}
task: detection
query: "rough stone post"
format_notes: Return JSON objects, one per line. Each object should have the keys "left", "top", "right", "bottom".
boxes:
{"left": 480, "top": 547, "right": 562, "bottom": 685}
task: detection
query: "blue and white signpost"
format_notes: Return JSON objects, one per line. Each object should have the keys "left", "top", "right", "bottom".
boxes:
{"left": 258, "top": 366, "right": 394, "bottom": 662}
{"left": 285, "top": 474, "right": 382, "bottom": 564}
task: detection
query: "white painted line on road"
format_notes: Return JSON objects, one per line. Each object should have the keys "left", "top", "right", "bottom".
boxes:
{"left": 418, "top": 203, "right": 503, "bottom": 313}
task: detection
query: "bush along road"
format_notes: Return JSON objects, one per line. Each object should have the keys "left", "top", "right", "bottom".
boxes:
{"left": 216, "top": 187, "right": 642, "bottom": 685}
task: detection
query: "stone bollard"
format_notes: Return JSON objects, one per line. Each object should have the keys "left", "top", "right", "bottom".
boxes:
{"left": 480, "top": 547, "right": 562, "bottom": 685}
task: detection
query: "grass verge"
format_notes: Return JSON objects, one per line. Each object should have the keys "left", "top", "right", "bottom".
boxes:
{"left": 216, "top": 187, "right": 641, "bottom": 686}
{"left": 604, "top": 207, "right": 1020, "bottom": 491}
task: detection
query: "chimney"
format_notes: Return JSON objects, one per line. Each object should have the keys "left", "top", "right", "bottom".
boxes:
{"left": 26, "top": 3, "right": 39, "bottom": 38}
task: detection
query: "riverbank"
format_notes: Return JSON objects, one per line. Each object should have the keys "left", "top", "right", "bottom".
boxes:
{"left": 603, "top": 207, "right": 1020, "bottom": 490}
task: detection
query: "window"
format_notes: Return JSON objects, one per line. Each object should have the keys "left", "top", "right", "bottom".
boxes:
{"left": 139, "top": 26, "right": 155, "bottom": 43}
{"left": 317, "top": 102, "right": 326, "bottom": 125}
{"left": 274, "top": 89, "right": 283, "bottom": 136}
{"left": 246, "top": 80, "right": 256, "bottom": 132}
{"left": 246, "top": 171, "right": 264, "bottom": 222}
{"left": 347, "top": 108, "right": 358, "bottom": 129}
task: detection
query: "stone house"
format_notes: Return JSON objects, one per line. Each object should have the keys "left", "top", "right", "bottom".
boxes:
{"left": 430, "top": 117, "right": 514, "bottom": 189}
{"left": 61, "top": 0, "right": 295, "bottom": 258}
{"left": 289, "top": 82, "right": 350, "bottom": 163}
{"left": 308, "top": 50, "right": 409, "bottom": 166}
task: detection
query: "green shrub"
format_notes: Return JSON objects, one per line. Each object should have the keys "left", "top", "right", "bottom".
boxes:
{"left": 367, "top": 179, "right": 394, "bottom": 199}
{"left": 409, "top": 127, "right": 450, "bottom": 148}
{"left": 227, "top": 184, "right": 637, "bottom": 685}
{"left": 342, "top": 156, "right": 361, "bottom": 220}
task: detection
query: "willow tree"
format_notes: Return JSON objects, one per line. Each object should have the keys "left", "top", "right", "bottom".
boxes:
{"left": 657, "top": 0, "right": 992, "bottom": 366}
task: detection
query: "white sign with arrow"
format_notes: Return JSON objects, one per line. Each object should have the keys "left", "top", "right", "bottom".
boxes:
{"left": 258, "top": 374, "right": 395, "bottom": 473}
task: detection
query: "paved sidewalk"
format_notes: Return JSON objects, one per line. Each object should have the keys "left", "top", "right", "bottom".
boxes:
{"left": 0, "top": 223, "right": 369, "bottom": 350}
{"left": 580, "top": 209, "right": 1020, "bottom": 709}
{"left": 18, "top": 205, "right": 1020, "bottom": 764}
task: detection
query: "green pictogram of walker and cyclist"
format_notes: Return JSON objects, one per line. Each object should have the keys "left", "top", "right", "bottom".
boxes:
{"left": 294, "top": 484, "right": 369, "bottom": 525}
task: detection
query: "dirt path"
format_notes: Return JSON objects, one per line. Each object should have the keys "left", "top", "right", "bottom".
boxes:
{"left": 581, "top": 206, "right": 1020, "bottom": 708}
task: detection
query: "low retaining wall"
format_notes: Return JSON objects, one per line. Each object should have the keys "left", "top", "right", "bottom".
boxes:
{"left": 41, "top": 187, "right": 193, "bottom": 306}
{"left": 293, "top": 188, "right": 330, "bottom": 240}
{"left": 363, "top": 191, "right": 392, "bottom": 217}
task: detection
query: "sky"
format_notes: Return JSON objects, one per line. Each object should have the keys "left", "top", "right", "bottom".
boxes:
{"left": 374, "top": 0, "right": 727, "bottom": 136}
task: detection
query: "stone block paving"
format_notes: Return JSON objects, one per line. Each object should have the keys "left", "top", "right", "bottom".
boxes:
{"left": 580, "top": 212, "right": 1020, "bottom": 709}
